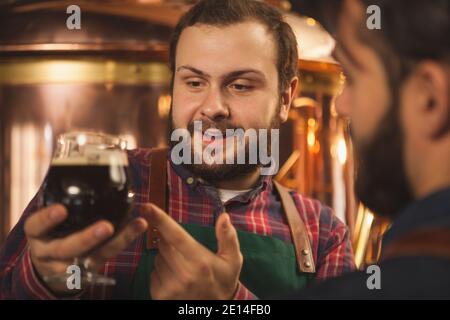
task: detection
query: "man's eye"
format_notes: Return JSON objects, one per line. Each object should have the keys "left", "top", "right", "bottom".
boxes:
{"left": 187, "top": 81, "right": 203, "bottom": 88}
{"left": 229, "top": 83, "right": 253, "bottom": 91}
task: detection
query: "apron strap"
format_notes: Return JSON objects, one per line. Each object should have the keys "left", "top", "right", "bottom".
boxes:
{"left": 382, "top": 228, "right": 450, "bottom": 261}
{"left": 146, "top": 147, "right": 168, "bottom": 249}
{"left": 273, "top": 181, "right": 316, "bottom": 273}
{"left": 146, "top": 147, "right": 316, "bottom": 273}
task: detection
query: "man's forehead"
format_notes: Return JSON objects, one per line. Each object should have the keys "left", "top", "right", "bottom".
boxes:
{"left": 189, "top": 20, "right": 263, "bottom": 31}
{"left": 178, "top": 20, "right": 274, "bottom": 49}
{"left": 176, "top": 20, "right": 277, "bottom": 75}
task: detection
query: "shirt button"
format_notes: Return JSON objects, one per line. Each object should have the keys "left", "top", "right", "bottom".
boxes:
{"left": 186, "top": 177, "right": 194, "bottom": 185}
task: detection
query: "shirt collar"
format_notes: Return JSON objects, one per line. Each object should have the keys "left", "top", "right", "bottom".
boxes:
{"left": 382, "top": 186, "right": 450, "bottom": 248}
{"left": 167, "top": 150, "right": 273, "bottom": 203}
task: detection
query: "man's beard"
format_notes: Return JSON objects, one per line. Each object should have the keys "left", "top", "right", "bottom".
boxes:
{"left": 353, "top": 100, "right": 414, "bottom": 218}
{"left": 169, "top": 109, "right": 280, "bottom": 184}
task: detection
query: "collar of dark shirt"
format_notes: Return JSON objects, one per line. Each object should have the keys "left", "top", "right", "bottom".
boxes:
{"left": 382, "top": 186, "right": 450, "bottom": 249}
{"left": 167, "top": 150, "right": 273, "bottom": 205}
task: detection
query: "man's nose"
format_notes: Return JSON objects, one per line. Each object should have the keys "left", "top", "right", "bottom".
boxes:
{"left": 200, "top": 87, "right": 230, "bottom": 122}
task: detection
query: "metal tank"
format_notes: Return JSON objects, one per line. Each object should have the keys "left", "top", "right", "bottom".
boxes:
{"left": 0, "top": 0, "right": 186, "bottom": 242}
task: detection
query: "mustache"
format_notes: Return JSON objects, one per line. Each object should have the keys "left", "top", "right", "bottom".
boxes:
{"left": 187, "top": 119, "right": 244, "bottom": 136}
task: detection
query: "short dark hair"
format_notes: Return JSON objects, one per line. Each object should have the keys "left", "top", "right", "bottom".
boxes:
{"left": 169, "top": 0, "right": 299, "bottom": 94}
{"left": 311, "top": 0, "right": 449, "bottom": 84}
{"left": 361, "top": 0, "right": 449, "bottom": 86}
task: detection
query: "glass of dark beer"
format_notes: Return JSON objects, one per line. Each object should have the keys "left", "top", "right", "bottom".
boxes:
{"left": 43, "top": 131, "right": 134, "bottom": 286}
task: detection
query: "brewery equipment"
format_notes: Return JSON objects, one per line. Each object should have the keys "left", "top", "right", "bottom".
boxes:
{"left": 0, "top": 0, "right": 183, "bottom": 242}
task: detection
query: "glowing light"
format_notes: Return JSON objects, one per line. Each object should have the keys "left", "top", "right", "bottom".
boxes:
{"left": 354, "top": 206, "right": 375, "bottom": 268}
{"left": 10, "top": 124, "right": 42, "bottom": 230}
{"left": 330, "top": 102, "right": 338, "bottom": 117}
{"left": 77, "top": 134, "right": 87, "bottom": 146}
{"left": 337, "top": 138, "right": 347, "bottom": 164}
{"left": 307, "top": 130, "right": 315, "bottom": 148}
{"left": 158, "top": 95, "right": 171, "bottom": 118}
{"left": 313, "top": 141, "right": 321, "bottom": 154}
{"left": 306, "top": 18, "right": 317, "bottom": 27}
{"left": 119, "top": 134, "right": 136, "bottom": 150}
{"left": 67, "top": 185, "right": 81, "bottom": 195}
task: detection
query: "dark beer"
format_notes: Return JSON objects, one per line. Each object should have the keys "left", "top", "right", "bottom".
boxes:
{"left": 43, "top": 154, "right": 133, "bottom": 238}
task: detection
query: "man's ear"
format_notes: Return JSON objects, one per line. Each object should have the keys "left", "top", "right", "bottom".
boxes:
{"left": 279, "top": 76, "right": 299, "bottom": 123}
{"left": 405, "top": 61, "right": 450, "bottom": 139}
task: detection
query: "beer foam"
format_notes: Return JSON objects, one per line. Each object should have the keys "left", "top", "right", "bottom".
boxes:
{"left": 51, "top": 151, "right": 128, "bottom": 166}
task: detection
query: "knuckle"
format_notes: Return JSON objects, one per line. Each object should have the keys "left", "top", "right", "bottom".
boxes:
{"left": 52, "top": 243, "right": 67, "bottom": 260}
{"left": 29, "top": 244, "right": 42, "bottom": 261}
{"left": 90, "top": 249, "right": 109, "bottom": 264}
{"left": 52, "top": 261, "right": 71, "bottom": 274}
{"left": 179, "top": 274, "right": 191, "bottom": 287}
{"left": 172, "top": 234, "right": 184, "bottom": 246}
{"left": 237, "top": 252, "right": 244, "bottom": 265}
{"left": 179, "top": 274, "right": 193, "bottom": 288}
{"left": 51, "top": 204, "right": 66, "bottom": 214}
{"left": 30, "top": 243, "right": 45, "bottom": 260}
{"left": 152, "top": 289, "right": 164, "bottom": 300}
{"left": 197, "top": 259, "right": 211, "bottom": 274}
{"left": 108, "top": 226, "right": 139, "bottom": 254}
{"left": 24, "top": 217, "right": 35, "bottom": 236}
{"left": 24, "top": 222, "right": 32, "bottom": 237}
{"left": 79, "top": 232, "right": 96, "bottom": 249}
{"left": 123, "top": 226, "right": 139, "bottom": 244}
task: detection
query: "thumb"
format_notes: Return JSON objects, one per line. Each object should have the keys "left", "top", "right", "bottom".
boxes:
{"left": 216, "top": 212, "right": 241, "bottom": 261}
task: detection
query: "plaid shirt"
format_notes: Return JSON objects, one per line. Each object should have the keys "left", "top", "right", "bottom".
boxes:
{"left": 0, "top": 148, "right": 355, "bottom": 299}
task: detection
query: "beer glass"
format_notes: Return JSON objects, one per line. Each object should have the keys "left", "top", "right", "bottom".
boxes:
{"left": 43, "top": 131, "right": 134, "bottom": 286}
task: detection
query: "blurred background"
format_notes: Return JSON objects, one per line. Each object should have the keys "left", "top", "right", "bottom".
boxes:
{"left": 0, "top": 0, "right": 389, "bottom": 268}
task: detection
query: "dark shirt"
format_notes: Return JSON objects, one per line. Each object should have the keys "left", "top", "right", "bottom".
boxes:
{"left": 289, "top": 187, "right": 450, "bottom": 299}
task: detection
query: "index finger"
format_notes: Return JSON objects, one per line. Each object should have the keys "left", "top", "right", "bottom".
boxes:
{"left": 24, "top": 204, "right": 68, "bottom": 239}
{"left": 142, "top": 203, "right": 204, "bottom": 258}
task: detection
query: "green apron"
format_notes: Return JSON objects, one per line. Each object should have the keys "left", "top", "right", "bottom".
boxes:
{"left": 130, "top": 223, "right": 315, "bottom": 299}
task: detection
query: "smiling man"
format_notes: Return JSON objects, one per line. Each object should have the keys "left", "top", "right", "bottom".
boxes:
{"left": 291, "top": 0, "right": 450, "bottom": 299}
{"left": 0, "top": 0, "right": 354, "bottom": 300}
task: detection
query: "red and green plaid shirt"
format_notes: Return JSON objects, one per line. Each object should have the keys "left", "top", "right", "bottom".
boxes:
{"left": 0, "top": 148, "right": 355, "bottom": 299}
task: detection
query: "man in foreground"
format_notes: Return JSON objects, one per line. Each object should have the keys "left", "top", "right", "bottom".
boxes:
{"left": 291, "top": 0, "right": 450, "bottom": 299}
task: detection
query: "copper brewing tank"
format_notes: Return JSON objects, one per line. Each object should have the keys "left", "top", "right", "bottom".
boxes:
{"left": 0, "top": 0, "right": 188, "bottom": 242}
{"left": 277, "top": 12, "right": 387, "bottom": 268}
{"left": 276, "top": 13, "right": 358, "bottom": 229}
